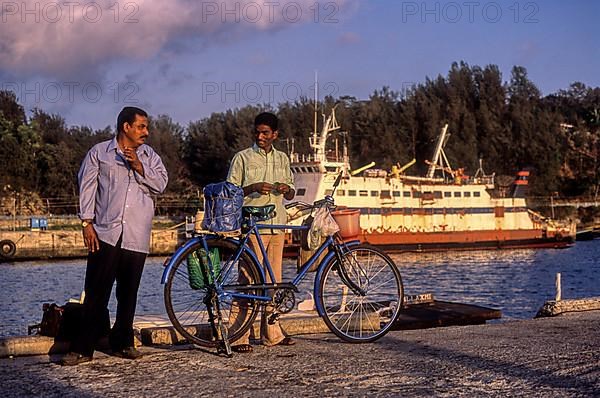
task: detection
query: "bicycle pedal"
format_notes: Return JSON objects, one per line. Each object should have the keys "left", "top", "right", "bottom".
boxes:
{"left": 267, "top": 313, "right": 280, "bottom": 325}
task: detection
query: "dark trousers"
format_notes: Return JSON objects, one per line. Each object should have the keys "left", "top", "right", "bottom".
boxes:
{"left": 71, "top": 239, "right": 146, "bottom": 356}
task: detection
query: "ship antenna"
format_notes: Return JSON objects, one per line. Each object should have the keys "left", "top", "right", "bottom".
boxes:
{"left": 313, "top": 70, "right": 318, "bottom": 141}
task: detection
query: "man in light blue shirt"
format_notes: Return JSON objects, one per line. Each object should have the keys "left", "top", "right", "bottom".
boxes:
{"left": 60, "top": 106, "right": 168, "bottom": 366}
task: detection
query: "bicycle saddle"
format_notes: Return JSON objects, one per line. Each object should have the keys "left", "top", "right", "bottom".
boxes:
{"left": 242, "top": 205, "right": 276, "bottom": 221}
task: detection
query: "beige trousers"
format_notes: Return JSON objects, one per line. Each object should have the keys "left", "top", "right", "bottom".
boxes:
{"left": 233, "top": 233, "right": 286, "bottom": 346}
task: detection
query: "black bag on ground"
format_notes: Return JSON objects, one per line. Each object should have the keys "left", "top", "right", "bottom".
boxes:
{"left": 31, "top": 302, "right": 110, "bottom": 342}
{"left": 38, "top": 303, "right": 64, "bottom": 337}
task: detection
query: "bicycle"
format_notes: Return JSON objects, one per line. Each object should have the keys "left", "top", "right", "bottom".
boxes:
{"left": 161, "top": 176, "right": 404, "bottom": 356}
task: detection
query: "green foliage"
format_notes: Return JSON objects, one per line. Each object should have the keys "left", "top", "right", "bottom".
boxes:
{"left": 185, "top": 105, "right": 263, "bottom": 187}
{"left": 147, "top": 115, "right": 189, "bottom": 193}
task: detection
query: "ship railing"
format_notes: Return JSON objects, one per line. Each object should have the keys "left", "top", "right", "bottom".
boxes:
{"left": 527, "top": 209, "right": 573, "bottom": 232}
{"left": 462, "top": 175, "right": 495, "bottom": 185}
{"left": 290, "top": 153, "right": 318, "bottom": 163}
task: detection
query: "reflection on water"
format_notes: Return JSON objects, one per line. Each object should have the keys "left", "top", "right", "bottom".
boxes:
{"left": 1, "top": 241, "right": 599, "bottom": 337}
{"left": 392, "top": 244, "right": 600, "bottom": 321}
{"left": 0, "top": 258, "right": 169, "bottom": 338}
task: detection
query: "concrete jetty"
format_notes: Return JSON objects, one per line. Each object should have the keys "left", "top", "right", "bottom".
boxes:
{"left": 1, "top": 310, "right": 599, "bottom": 397}
{"left": 0, "top": 299, "right": 501, "bottom": 358}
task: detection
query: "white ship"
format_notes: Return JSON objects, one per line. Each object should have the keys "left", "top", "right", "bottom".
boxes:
{"left": 286, "top": 107, "right": 575, "bottom": 252}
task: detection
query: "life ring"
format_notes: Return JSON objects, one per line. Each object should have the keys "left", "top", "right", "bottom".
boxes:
{"left": 0, "top": 239, "right": 17, "bottom": 258}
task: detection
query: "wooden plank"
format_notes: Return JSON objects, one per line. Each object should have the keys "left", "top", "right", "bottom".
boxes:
{"left": 393, "top": 300, "right": 501, "bottom": 330}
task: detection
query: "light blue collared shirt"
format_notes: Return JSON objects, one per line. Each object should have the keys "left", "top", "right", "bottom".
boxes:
{"left": 78, "top": 137, "right": 168, "bottom": 253}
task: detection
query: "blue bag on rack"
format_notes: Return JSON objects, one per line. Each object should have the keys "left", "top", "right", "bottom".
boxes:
{"left": 201, "top": 181, "right": 244, "bottom": 233}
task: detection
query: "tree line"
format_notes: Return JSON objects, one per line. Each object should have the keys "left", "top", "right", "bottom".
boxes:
{"left": 1, "top": 62, "right": 599, "bottom": 215}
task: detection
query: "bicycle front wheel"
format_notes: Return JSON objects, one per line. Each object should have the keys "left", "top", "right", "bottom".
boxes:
{"left": 164, "top": 238, "right": 263, "bottom": 347}
{"left": 317, "top": 245, "right": 403, "bottom": 343}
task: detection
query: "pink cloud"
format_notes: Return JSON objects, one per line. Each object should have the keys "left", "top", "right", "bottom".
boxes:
{"left": 336, "top": 31, "right": 361, "bottom": 45}
{"left": 0, "top": 0, "right": 352, "bottom": 78}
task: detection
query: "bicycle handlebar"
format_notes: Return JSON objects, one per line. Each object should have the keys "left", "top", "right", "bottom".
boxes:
{"left": 285, "top": 195, "right": 336, "bottom": 211}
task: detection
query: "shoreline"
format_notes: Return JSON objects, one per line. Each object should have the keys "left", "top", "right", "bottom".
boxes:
{"left": 0, "top": 228, "right": 179, "bottom": 261}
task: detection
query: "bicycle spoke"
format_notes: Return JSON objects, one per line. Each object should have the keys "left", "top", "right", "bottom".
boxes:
{"left": 318, "top": 246, "right": 403, "bottom": 343}
{"left": 164, "top": 239, "right": 263, "bottom": 347}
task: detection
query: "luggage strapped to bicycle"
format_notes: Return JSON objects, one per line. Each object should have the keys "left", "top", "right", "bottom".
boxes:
{"left": 201, "top": 181, "right": 244, "bottom": 237}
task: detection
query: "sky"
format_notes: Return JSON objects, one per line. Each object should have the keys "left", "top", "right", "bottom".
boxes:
{"left": 0, "top": 0, "right": 598, "bottom": 130}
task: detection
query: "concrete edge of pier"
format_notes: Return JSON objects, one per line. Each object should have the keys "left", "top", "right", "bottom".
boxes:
{"left": 1, "top": 298, "right": 504, "bottom": 359}
{"left": 535, "top": 296, "right": 600, "bottom": 318}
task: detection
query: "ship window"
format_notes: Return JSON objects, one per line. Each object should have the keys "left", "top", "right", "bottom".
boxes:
{"left": 359, "top": 190, "right": 368, "bottom": 197}
{"left": 444, "top": 191, "right": 451, "bottom": 197}
{"left": 392, "top": 191, "right": 401, "bottom": 197}
{"left": 412, "top": 191, "right": 421, "bottom": 198}
{"left": 403, "top": 191, "right": 411, "bottom": 197}
{"left": 296, "top": 188, "right": 306, "bottom": 196}
{"left": 434, "top": 191, "right": 442, "bottom": 199}
{"left": 337, "top": 189, "right": 345, "bottom": 196}
{"left": 348, "top": 190, "right": 357, "bottom": 196}
{"left": 371, "top": 191, "right": 378, "bottom": 197}
{"left": 474, "top": 191, "right": 481, "bottom": 197}
{"left": 454, "top": 192, "right": 461, "bottom": 197}
{"left": 380, "top": 190, "right": 391, "bottom": 199}
{"left": 464, "top": 192, "right": 471, "bottom": 197}
{"left": 325, "top": 189, "right": 333, "bottom": 196}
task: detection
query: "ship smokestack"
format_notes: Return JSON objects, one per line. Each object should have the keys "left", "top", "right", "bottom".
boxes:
{"left": 512, "top": 170, "right": 530, "bottom": 198}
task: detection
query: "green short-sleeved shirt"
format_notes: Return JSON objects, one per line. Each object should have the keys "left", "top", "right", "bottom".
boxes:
{"left": 227, "top": 144, "right": 295, "bottom": 233}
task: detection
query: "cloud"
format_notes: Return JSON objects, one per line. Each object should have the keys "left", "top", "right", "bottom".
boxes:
{"left": 0, "top": 0, "right": 351, "bottom": 79}
{"left": 336, "top": 31, "right": 361, "bottom": 45}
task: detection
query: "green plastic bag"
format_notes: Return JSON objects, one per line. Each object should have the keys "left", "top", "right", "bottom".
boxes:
{"left": 187, "top": 248, "right": 221, "bottom": 290}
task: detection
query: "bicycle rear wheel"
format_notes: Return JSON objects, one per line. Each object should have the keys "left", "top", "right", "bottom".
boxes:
{"left": 164, "top": 238, "right": 263, "bottom": 347}
{"left": 317, "top": 245, "right": 403, "bottom": 343}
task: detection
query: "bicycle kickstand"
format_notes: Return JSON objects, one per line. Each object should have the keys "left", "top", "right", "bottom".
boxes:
{"left": 212, "top": 297, "right": 233, "bottom": 358}
{"left": 205, "top": 290, "right": 233, "bottom": 357}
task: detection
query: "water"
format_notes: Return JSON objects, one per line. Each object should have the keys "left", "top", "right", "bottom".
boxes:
{"left": 1, "top": 241, "right": 599, "bottom": 337}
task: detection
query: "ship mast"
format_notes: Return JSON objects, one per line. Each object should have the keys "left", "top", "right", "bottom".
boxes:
{"left": 311, "top": 108, "right": 340, "bottom": 162}
{"left": 313, "top": 70, "right": 318, "bottom": 147}
{"left": 302, "top": 71, "right": 348, "bottom": 174}
{"left": 426, "top": 124, "right": 453, "bottom": 179}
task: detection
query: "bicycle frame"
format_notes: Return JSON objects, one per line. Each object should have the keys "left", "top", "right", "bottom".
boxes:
{"left": 161, "top": 219, "right": 361, "bottom": 317}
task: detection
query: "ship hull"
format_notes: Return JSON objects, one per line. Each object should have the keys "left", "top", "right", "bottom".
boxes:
{"left": 285, "top": 228, "right": 573, "bottom": 257}
{"left": 358, "top": 229, "right": 573, "bottom": 252}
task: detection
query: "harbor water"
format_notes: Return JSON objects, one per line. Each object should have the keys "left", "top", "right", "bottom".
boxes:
{"left": 1, "top": 241, "right": 600, "bottom": 337}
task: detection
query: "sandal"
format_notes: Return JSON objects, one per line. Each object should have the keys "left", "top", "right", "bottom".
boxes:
{"left": 275, "top": 337, "right": 296, "bottom": 346}
{"left": 231, "top": 344, "right": 253, "bottom": 353}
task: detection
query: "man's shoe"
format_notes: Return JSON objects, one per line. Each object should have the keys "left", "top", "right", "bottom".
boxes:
{"left": 274, "top": 337, "right": 296, "bottom": 346}
{"left": 59, "top": 352, "right": 93, "bottom": 366}
{"left": 113, "top": 347, "right": 143, "bottom": 360}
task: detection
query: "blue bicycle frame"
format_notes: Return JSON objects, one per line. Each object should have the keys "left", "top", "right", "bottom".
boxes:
{"left": 161, "top": 220, "right": 361, "bottom": 316}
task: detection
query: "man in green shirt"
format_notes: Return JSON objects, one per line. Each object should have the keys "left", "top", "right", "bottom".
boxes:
{"left": 227, "top": 112, "right": 295, "bottom": 352}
